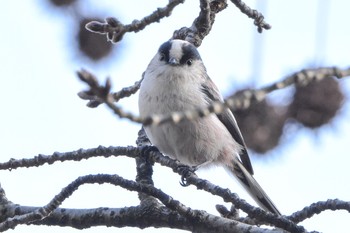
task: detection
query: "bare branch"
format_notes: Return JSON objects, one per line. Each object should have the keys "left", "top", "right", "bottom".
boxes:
{"left": 173, "top": 0, "right": 228, "bottom": 47}
{"left": 145, "top": 148, "right": 307, "bottom": 233}
{"left": 85, "top": 0, "right": 185, "bottom": 43}
{"left": 78, "top": 77, "right": 143, "bottom": 108}
{"left": 135, "top": 128, "right": 156, "bottom": 202}
{"left": 77, "top": 69, "right": 143, "bottom": 123}
{"left": 1, "top": 144, "right": 347, "bottom": 232}
{"left": 83, "top": 0, "right": 270, "bottom": 45}
{"left": 289, "top": 199, "right": 350, "bottom": 224}
{"left": 0, "top": 174, "right": 287, "bottom": 233}
{"left": 173, "top": 0, "right": 213, "bottom": 47}
{"left": 0, "top": 204, "right": 192, "bottom": 230}
{"left": 229, "top": 0, "right": 271, "bottom": 33}
{"left": 0, "top": 174, "right": 188, "bottom": 231}
{"left": 0, "top": 146, "right": 140, "bottom": 171}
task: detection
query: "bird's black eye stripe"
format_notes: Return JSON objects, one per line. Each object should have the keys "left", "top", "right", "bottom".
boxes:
{"left": 158, "top": 41, "right": 171, "bottom": 63}
{"left": 159, "top": 53, "right": 165, "bottom": 61}
{"left": 180, "top": 43, "right": 201, "bottom": 65}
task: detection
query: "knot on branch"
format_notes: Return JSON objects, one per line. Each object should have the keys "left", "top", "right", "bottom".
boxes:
{"left": 252, "top": 10, "right": 271, "bottom": 33}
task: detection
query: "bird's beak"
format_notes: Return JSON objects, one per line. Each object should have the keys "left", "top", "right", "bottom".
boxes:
{"left": 168, "top": 57, "right": 179, "bottom": 66}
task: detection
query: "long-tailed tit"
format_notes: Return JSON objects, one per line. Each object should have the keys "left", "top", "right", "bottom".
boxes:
{"left": 138, "top": 39, "right": 280, "bottom": 215}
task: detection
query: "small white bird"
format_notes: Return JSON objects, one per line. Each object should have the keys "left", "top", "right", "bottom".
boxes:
{"left": 138, "top": 39, "right": 280, "bottom": 215}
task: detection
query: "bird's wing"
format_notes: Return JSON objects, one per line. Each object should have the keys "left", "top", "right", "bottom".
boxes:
{"left": 200, "top": 78, "right": 254, "bottom": 175}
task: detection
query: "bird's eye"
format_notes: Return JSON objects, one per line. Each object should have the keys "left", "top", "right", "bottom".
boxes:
{"left": 159, "top": 53, "right": 165, "bottom": 61}
{"left": 186, "top": 59, "right": 193, "bottom": 66}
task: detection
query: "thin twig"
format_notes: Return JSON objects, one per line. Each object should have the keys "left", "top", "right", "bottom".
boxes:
{"left": 78, "top": 77, "right": 143, "bottom": 108}
{"left": 288, "top": 199, "right": 350, "bottom": 224}
{"left": 77, "top": 69, "right": 143, "bottom": 123}
{"left": 229, "top": 0, "right": 271, "bottom": 33}
{"left": 0, "top": 146, "right": 140, "bottom": 171}
{"left": 85, "top": 0, "right": 185, "bottom": 43}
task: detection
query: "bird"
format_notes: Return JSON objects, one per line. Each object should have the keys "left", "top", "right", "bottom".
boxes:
{"left": 138, "top": 39, "right": 281, "bottom": 215}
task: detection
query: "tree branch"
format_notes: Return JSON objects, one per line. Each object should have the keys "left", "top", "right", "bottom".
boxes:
{"left": 229, "top": 0, "right": 271, "bottom": 33}
{"left": 1, "top": 144, "right": 348, "bottom": 232}
{"left": 85, "top": 0, "right": 185, "bottom": 43}
{"left": 77, "top": 69, "right": 143, "bottom": 123}
{"left": 145, "top": 149, "right": 306, "bottom": 233}
{"left": 173, "top": 0, "right": 216, "bottom": 47}
{"left": 78, "top": 77, "right": 143, "bottom": 108}
{"left": 0, "top": 174, "right": 287, "bottom": 233}
{"left": 135, "top": 127, "right": 156, "bottom": 202}
{"left": 289, "top": 199, "right": 350, "bottom": 224}
{"left": 0, "top": 186, "right": 192, "bottom": 231}
{"left": 0, "top": 145, "right": 140, "bottom": 170}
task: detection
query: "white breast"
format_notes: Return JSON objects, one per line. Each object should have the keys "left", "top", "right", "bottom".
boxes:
{"left": 138, "top": 61, "right": 240, "bottom": 166}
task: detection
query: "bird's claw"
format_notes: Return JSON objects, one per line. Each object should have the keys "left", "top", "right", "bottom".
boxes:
{"left": 177, "top": 165, "right": 197, "bottom": 187}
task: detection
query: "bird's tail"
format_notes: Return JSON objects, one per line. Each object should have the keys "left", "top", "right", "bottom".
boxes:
{"left": 226, "top": 161, "right": 281, "bottom": 215}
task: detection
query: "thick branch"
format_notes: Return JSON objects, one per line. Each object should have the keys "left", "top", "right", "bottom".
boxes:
{"left": 145, "top": 149, "right": 306, "bottom": 233}
{"left": 0, "top": 174, "right": 286, "bottom": 233}
{"left": 0, "top": 203, "right": 192, "bottom": 230}
{"left": 173, "top": 0, "right": 215, "bottom": 47}
{"left": 1, "top": 146, "right": 349, "bottom": 232}
{"left": 135, "top": 127, "right": 156, "bottom": 202}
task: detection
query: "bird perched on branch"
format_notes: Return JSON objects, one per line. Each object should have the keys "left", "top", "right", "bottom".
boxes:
{"left": 138, "top": 39, "right": 280, "bottom": 215}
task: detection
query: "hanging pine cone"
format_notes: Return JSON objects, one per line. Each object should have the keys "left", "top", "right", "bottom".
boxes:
{"left": 232, "top": 93, "right": 287, "bottom": 154}
{"left": 49, "top": 0, "right": 76, "bottom": 7}
{"left": 288, "top": 77, "right": 344, "bottom": 128}
{"left": 78, "top": 18, "right": 113, "bottom": 61}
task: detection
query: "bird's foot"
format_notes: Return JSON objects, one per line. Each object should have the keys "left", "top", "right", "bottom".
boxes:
{"left": 177, "top": 165, "right": 197, "bottom": 187}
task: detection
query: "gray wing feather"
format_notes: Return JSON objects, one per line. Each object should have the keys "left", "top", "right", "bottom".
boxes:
{"left": 200, "top": 79, "right": 254, "bottom": 175}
